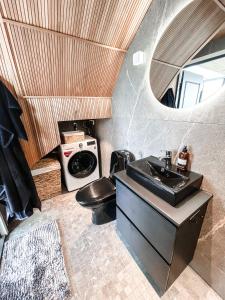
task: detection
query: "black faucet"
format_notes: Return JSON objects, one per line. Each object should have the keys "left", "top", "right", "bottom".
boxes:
{"left": 73, "top": 122, "right": 78, "bottom": 131}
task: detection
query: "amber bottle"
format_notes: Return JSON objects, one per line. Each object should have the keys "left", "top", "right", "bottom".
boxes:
{"left": 177, "top": 146, "right": 189, "bottom": 171}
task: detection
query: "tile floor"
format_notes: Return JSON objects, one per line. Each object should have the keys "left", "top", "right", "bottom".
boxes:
{"left": 7, "top": 192, "right": 221, "bottom": 300}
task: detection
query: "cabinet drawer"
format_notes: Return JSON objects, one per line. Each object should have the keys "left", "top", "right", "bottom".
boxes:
{"left": 116, "top": 180, "right": 176, "bottom": 263}
{"left": 117, "top": 207, "right": 170, "bottom": 293}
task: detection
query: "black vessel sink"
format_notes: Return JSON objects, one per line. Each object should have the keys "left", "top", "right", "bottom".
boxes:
{"left": 126, "top": 156, "right": 203, "bottom": 206}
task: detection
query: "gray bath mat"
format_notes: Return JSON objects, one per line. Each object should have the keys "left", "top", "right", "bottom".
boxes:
{"left": 0, "top": 221, "right": 71, "bottom": 300}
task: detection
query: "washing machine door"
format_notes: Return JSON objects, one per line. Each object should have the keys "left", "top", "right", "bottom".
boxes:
{"left": 68, "top": 150, "right": 97, "bottom": 178}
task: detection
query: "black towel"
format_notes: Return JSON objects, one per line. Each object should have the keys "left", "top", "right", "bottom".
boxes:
{"left": 0, "top": 81, "right": 40, "bottom": 221}
{"left": 161, "top": 88, "right": 176, "bottom": 108}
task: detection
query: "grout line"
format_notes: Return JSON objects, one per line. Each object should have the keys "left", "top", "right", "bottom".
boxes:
{"left": 146, "top": 118, "right": 225, "bottom": 126}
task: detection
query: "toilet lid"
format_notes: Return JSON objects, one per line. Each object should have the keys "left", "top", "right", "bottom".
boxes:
{"left": 76, "top": 177, "right": 116, "bottom": 206}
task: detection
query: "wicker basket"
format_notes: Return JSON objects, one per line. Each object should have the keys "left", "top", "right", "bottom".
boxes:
{"left": 31, "top": 158, "right": 61, "bottom": 201}
{"left": 61, "top": 130, "right": 85, "bottom": 144}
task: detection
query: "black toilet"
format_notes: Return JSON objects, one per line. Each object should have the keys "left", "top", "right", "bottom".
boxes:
{"left": 76, "top": 150, "right": 135, "bottom": 225}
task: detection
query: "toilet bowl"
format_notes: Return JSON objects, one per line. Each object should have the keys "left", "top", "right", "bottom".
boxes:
{"left": 75, "top": 150, "right": 135, "bottom": 225}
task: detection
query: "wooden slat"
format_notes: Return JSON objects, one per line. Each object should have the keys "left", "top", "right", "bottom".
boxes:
{"left": 6, "top": 23, "right": 125, "bottom": 96}
{"left": 153, "top": 0, "right": 225, "bottom": 67}
{"left": 0, "top": 0, "right": 152, "bottom": 49}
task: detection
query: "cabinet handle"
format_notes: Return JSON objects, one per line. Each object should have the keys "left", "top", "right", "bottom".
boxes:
{"left": 189, "top": 209, "right": 201, "bottom": 223}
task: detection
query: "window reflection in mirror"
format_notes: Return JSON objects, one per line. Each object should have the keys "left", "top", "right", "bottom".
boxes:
{"left": 164, "top": 55, "right": 225, "bottom": 109}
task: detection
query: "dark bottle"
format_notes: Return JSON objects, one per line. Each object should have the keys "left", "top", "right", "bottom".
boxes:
{"left": 177, "top": 146, "right": 189, "bottom": 171}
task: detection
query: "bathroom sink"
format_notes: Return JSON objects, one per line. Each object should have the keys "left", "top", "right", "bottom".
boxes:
{"left": 126, "top": 156, "right": 203, "bottom": 206}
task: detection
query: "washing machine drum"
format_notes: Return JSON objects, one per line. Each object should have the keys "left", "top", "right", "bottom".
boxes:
{"left": 68, "top": 150, "right": 97, "bottom": 178}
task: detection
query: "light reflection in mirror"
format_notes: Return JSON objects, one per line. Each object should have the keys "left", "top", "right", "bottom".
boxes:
{"left": 170, "top": 56, "right": 225, "bottom": 109}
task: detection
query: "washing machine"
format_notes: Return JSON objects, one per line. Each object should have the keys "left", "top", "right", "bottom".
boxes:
{"left": 60, "top": 136, "right": 99, "bottom": 191}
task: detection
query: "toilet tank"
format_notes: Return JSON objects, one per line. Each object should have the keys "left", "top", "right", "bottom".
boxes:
{"left": 110, "top": 150, "right": 135, "bottom": 179}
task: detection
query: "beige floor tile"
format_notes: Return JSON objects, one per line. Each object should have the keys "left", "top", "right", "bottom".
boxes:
{"left": 7, "top": 191, "right": 221, "bottom": 300}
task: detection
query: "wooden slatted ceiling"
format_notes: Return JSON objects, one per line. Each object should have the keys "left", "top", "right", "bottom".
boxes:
{"left": 5, "top": 23, "right": 125, "bottom": 96}
{"left": 0, "top": 0, "right": 153, "bottom": 165}
{"left": 0, "top": 0, "right": 152, "bottom": 49}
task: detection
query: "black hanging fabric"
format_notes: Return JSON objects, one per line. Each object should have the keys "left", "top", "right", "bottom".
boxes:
{"left": 0, "top": 81, "right": 41, "bottom": 221}
{"left": 161, "top": 88, "right": 176, "bottom": 108}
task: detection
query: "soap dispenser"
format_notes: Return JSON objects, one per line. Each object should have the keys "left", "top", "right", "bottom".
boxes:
{"left": 177, "top": 146, "right": 189, "bottom": 171}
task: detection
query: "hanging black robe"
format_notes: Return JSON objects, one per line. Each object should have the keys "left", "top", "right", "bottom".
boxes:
{"left": 0, "top": 81, "right": 41, "bottom": 220}
{"left": 161, "top": 88, "right": 176, "bottom": 108}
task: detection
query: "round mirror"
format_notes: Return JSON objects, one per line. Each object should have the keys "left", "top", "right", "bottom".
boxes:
{"left": 150, "top": 0, "right": 225, "bottom": 109}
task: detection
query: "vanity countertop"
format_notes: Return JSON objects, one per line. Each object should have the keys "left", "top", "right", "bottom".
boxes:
{"left": 114, "top": 170, "right": 212, "bottom": 227}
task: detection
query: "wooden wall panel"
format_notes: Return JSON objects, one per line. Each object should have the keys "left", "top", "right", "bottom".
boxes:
{"left": 0, "top": 24, "right": 40, "bottom": 166}
{"left": 26, "top": 98, "right": 60, "bottom": 157}
{"left": 17, "top": 98, "right": 41, "bottom": 165}
{"left": 0, "top": 39, "right": 40, "bottom": 166}
{"left": 0, "top": 25, "right": 22, "bottom": 94}
{"left": 25, "top": 97, "right": 112, "bottom": 158}
{"left": 6, "top": 24, "right": 125, "bottom": 97}
{"left": 51, "top": 97, "right": 112, "bottom": 121}
{"left": 0, "top": 0, "right": 152, "bottom": 49}
{"left": 153, "top": 0, "right": 225, "bottom": 67}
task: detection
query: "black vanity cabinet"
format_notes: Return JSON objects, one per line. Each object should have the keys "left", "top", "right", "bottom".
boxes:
{"left": 115, "top": 171, "right": 212, "bottom": 295}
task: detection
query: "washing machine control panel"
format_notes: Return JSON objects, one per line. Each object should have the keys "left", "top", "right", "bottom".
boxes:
{"left": 87, "top": 140, "right": 96, "bottom": 146}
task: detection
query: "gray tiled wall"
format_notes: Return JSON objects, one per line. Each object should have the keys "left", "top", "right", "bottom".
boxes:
{"left": 96, "top": 0, "right": 225, "bottom": 297}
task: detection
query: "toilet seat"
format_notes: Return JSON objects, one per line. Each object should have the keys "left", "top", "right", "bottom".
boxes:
{"left": 76, "top": 177, "right": 116, "bottom": 208}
